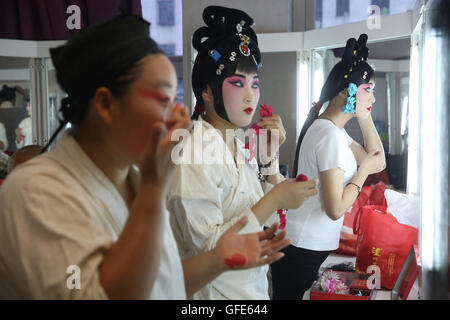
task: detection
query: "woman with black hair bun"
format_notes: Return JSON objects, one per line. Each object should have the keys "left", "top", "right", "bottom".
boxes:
{"left": 0, "top": 15, "right": 292, "bottom": 300}
{"left": 271, "top": 34, "right": 386, "bottom": 300}
{"left": 166, "top": 6, "right": 318, "bottom": 300}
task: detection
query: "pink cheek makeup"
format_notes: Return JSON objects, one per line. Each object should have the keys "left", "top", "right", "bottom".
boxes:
{"left": 222, "top": 77, "right": 245, "bottom": 113}
{"left": 356, "top": 84, "right": 374, "bottom": 112}
{"left": 223, "top": 76, "right": 260, "bottom": 116}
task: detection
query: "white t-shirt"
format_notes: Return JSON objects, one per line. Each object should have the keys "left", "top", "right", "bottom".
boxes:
{"left": 16, "top": 117, "right": 32, "bottom": 149}
{"left": 166, "top": 117, "right": 275, "bottom": 300}
{"left": 0, "top": 133, "right": 186, "bottom": 299}
{"left": 0, "top": 101, "right": 14, "bottom": 109}
{"left": 0, "top": 122, "right": 7, "bottom": 151}
{"left": 286, "top": 119, "right": 357, "bottom": 251}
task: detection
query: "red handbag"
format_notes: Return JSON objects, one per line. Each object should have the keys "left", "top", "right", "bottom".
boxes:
{"left": 335, "top": 183, "right": 388, "bottom": 256}
{"left": 353, "top": 205, "right": 418, "bottom": 290}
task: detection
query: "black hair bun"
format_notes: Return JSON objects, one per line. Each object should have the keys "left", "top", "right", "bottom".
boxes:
{"left": 193, "top": 6, "right": 257, "bottom": 54}
{"left": 342, "top": 34, "right": 370, "bottom": 66}
{"left": 0, "top": 85, "right": 16, "bottom": 101}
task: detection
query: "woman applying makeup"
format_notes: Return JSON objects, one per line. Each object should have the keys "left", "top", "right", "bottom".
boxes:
{"left": 166, "top": 6, "right": 318, "bottom": 300}
{"left": 271, "top": 34, "right": 386, "bottom": 300}
{"left": 0, "top": 15, "right": 293, "bottom": 300}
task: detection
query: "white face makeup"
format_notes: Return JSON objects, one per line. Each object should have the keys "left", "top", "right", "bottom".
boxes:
{"left": 221, "top": 69, "right": 260, "bottom": 127}
{"left": 355, "top": 81, "right": 376, "bottom": 119}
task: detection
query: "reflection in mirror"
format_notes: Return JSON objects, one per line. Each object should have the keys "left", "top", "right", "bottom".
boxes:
{"left": 46, "top": 58, "right": 63, "bottom": 144}
{"left": 0, "top": 57, "right": 33, "bottom": 155}
{"left": 311, "top": 38, "right": 410, "bottom": 191}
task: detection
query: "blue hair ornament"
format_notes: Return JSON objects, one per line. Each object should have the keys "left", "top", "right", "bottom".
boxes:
{"left": 342, "top": 83, "right": 357, "bottom": 114}
{"left": 208, "top": 49, "right": 222, "bottom": 62}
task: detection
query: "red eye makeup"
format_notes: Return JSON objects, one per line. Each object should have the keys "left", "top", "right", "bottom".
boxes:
{"left": 136, "top": 88, "right": 171, "bottom": 106}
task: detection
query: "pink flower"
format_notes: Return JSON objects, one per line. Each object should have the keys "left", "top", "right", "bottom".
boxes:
{"left": 248, "top": 104, "right": 274, "bottom": 137}
{"left": 277, "top": 209, "right": 287, "bottom": 230}
{"left": 260, "top": 104, "right": 273, "bottom": 118}
{"left": 296, "top": 174, "right": 309, "bottom": 182}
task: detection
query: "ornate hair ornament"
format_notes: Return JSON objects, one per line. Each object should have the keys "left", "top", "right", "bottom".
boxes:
{"left": 238, "top": 33, "right": 251, "bottom": 57}
{"left": 236, "top": 20, "right": 245, "bottom": 33}
{"left": 208, "top": 49, "right": 222, "bottom": 62}
{"left": 342, "top": 82, "right": 358, "bottom": 114}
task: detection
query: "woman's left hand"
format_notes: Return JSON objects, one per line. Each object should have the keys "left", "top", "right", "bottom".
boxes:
{"left": 214, "top": 216, "right": 291, "bottom": 271}
{"left": 257, "top": 115, "right": 286, "bottom": 156}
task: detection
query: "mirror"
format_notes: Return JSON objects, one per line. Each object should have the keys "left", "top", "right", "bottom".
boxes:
{"left": 311, "top": 37, "right": 411, "bottom": 191}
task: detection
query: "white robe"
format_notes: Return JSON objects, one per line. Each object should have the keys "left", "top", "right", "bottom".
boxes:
{"left": 166, "top": 117, "right": 277, "bottom": 300}
{"left": 0, "top": 133, "right": 186, "bottom": 299}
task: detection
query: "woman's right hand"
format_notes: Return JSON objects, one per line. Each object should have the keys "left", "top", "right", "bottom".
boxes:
{"left": 270, "top": 179, "right": 318, "bottom": 210}
{"left": 139, "top": 103, "right": 192, "bottom": 186}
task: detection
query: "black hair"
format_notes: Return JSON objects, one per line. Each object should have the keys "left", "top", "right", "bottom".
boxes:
{"left": 292, "top": 34, "right": 374, "bottom": 176}
{"left": 42, "top": 15, "right": 162, "bottom": 153}
{"left": 191, "top": 6, "right": 261, "bottom": 121}
{"left": 0, "top": 85, "right": 16, "bottom": 101}
{"left": 317, "top": 35, "right": 374, "bottom": 108}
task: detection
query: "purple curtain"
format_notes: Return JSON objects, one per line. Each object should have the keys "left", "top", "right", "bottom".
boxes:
{"left": 0, "top": 0, "right": 142, "bottom": 40}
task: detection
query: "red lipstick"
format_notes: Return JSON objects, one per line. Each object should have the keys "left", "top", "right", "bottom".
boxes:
{"left": 367, "top": 106, "right": 373, "bottom": 112}
{"left": 244, "top": 108, "right": 254, "bottom": 115}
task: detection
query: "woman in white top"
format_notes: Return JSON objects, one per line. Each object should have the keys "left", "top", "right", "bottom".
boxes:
{"left": 15, "top": 99, "right": 32, "bottom": 149}
{"left": 166, "top": 6, "right": 318, "bottom": 300}
{"left": 271, "top": 34, "right": 386, "bottom": 300}
{"left": 0, "top": 122, "right": 8, "bottom": 151}
{"left": 0, "top": 15, "right": 291, "bottom": 300}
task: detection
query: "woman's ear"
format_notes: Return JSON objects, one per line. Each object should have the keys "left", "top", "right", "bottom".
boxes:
{"left": 338, "top": 88, "right": 348, "bottom": 99}
{"left": 201, "top": 85, "right": 213, "bottom": 105}
{"left": 92, "top": 87, "right": 115, "bottom": 125}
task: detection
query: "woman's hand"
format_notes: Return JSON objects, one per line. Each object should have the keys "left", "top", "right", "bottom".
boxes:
{"left": 257, "top": 115, "right": 286, "bottom": 160}
{"left": 359, "top": 150, "right": 385, "bottom": 176}
{"left": 270, "top": 179, "right": 318, "bottom": 210}
{"left": 139, "top": 103, "right": 192, "bottom": 186}
{"left": 214, "top": 216, "right": 291, "bottom": 271}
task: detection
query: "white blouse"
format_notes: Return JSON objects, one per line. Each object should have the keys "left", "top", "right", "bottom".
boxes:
{"left": 166, "top": 117, "right": 277, "bottom": 300}
{"left": 0, "top": 133, "right": 186, "bottom": 299}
